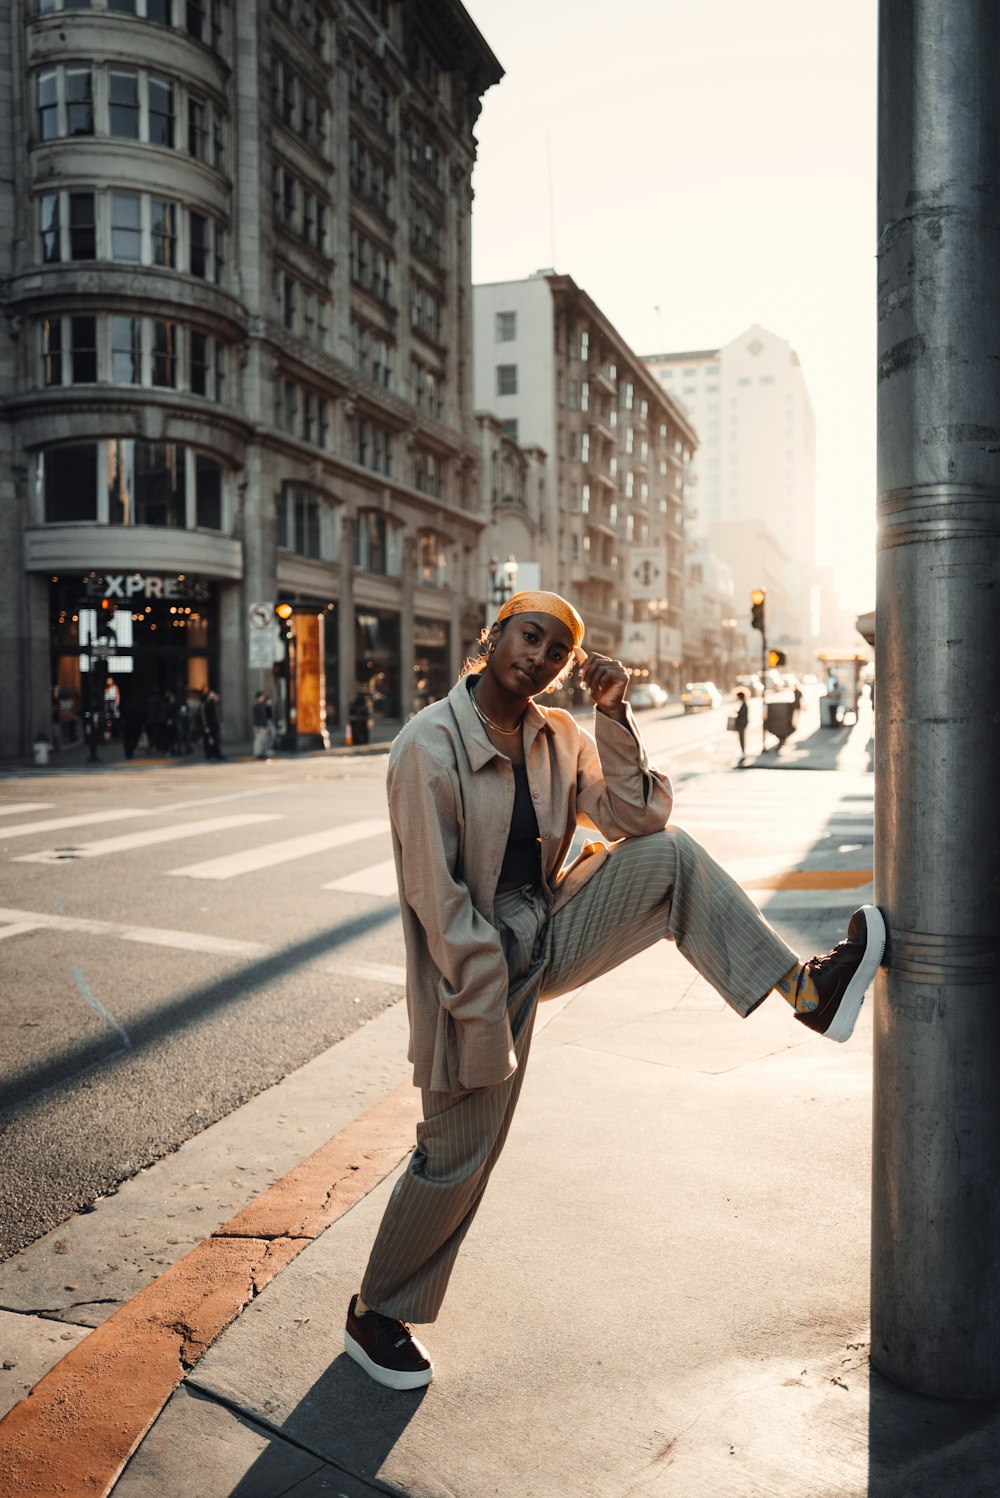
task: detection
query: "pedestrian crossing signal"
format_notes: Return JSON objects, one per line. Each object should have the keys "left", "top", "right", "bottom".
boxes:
{"left": 768, "top": 649, "right": 787, "bottom": 668}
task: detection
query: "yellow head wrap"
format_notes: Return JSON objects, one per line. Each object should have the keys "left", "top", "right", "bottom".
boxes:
{"left": 497, "top": 590, "right": 585, "bottom": 649}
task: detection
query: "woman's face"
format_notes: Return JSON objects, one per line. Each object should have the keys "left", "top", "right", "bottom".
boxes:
{"left": 488, "top": 613, "right": 575, "bottom": 697}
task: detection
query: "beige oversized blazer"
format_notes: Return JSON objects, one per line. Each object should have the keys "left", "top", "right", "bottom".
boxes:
{"left": 387, "top": 675, "right": 674, "bottom": 1092}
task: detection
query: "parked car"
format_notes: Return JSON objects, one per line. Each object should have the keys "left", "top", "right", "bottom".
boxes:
{"left": 680, "top": 681, "right": 722, "bottom": 713}
{"left": 629, "top": 682, "right": 669, "bottom": 710}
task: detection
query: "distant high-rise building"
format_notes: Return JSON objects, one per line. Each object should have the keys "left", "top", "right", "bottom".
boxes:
{"left": 474, "top": 272, "right": 697, "bottom": 687}
{"left": 644, "top": 324, "right": 816, "bottom": 664}
{"left": 1, "top": 0, "right": 502, "bottom": 759}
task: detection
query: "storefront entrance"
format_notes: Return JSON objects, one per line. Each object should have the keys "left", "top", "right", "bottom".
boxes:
{"left": 49, "top": 572, "right": 218, "bottom": 752}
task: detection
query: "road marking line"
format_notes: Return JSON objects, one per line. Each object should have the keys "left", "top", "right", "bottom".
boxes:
{"left": 0, "top": 906, "right": 268, "bottom": 957}
{"left": 0, "top": 920, "right": 46, "bottom": 940}
{"left": 744, "top": 868, "right": 874, "bottom": 890}
{"left": 12, "top": 814, "right": 282, "bottom": 864}
{"left": 166, "top": 817, "right": 391, "bottom": 880}
{"left": 157, "top": 784, "right": 293, "bottom": 814}
{"left": 322, "top": 856, "right": 398, "bottom": 897}
{"left": 0, "top": 1083, "right": 419, "bottom": 1498}
{"left": 0, "top": 809, "right": 148, "bottom": 840}
{"left": 0, "top": 803, "right": 54, "bottom": 817}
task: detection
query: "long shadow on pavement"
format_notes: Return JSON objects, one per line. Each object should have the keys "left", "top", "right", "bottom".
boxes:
{"left": 0, "top": 904, "right": 401, "bottom": 1115}
{"left": 226, "top": 1359, "right": 424, "bottom": 1497}
{"left": 868, "top": 1367, "right": 1000, "bottom": 1496}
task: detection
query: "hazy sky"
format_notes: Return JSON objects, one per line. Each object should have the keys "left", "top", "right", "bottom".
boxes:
{"left": 467, "top": 0, "right": 878, "bottom": 612}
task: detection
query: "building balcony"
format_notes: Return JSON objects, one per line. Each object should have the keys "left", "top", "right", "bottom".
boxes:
{"left": 591, "top": 366, "right": 616, "bottom": 397}
{"left": 588, "top": 418, "right": 616, "bottom": 446}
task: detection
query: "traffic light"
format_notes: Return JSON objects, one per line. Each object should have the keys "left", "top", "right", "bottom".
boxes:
{"left": 750, "top": 589, "right": 766, "bottom": 632}
{"left": 275, "top": 601, "right": 294, "bottom": 639}
{"left": 767, "top": 649, "right": 787, "bottom": 669}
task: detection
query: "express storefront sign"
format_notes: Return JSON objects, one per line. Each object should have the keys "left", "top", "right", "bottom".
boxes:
{"left": 83, "top": 573, "right": 211, "bottom": 602}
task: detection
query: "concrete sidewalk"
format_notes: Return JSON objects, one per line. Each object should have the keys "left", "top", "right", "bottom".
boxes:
{"left": 104, "top": 932, "right": 1000, "bottom": 1498}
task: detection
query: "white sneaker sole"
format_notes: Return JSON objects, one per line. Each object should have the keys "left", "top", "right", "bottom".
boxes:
{"left": 344, "top": 1328, "right": 433, "bottom": 1391}
{"left": 825, "top": 905, "right": 887, "bottom": 1043}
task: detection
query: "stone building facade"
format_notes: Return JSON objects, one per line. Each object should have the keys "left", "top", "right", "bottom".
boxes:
{"left": 473, "top": 272, "right": 697, "bottom": 689}
{"left": 1, "top": 0, "right": 501, "bottom": 758}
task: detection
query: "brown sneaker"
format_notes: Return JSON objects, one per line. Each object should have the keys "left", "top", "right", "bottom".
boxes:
{"left": 344, "top": 1294, "right": 433, "bottom": 1390}
{"left": 795, "top": 905, "right": 887, "bottom": 1042}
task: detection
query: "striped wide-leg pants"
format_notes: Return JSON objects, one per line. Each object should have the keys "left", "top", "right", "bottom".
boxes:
{"left": 359, "top": 824, "right": 797, "bottom": 1323}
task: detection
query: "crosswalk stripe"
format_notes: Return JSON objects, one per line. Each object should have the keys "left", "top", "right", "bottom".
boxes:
{"left": 322, "top": 858, "right": 398, "bottom": 898}
{"left": 166, "top": 818, "right": 392, "bottom": 880}
{"left": 0, "top": 803, "right": 54, "bottom": 818}
{"left": 0, "top": 906, "right": 267, "bottom": 955}
{"left": 12, "top": 814, "right": 282, "bottom": 864}
{"left": 0, "top": 920, "right": 47, "bottom": 940}
{"left": 0, "top": 809, "right": 148, "bottom": 840}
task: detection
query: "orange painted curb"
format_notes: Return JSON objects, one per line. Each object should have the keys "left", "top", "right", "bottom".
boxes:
{"left": 743, "top": 868, "right": 874, "bottom": 891}
{"left": 0, "top": 1081, "right": 418, "bottom": 1498}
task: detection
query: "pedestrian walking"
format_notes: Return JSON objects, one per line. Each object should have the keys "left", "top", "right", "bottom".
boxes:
{"left": 199, "top": 689, "right": 225, "bottom": 761}
{"left": 733, "top": 688, "right": 749, "bottom": 765}
{"left": 344, "top": 591, "right": 886, "bottom": 1391}
{"left": 251, "top": 691, "right": 270, "bottom": 759}
{"left": 175, "top": 695, "right": 193, "bottom": 756}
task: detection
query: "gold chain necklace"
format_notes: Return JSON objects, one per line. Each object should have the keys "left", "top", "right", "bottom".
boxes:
{"left": 469, "top": 682, "right": 524, "bottom": 736}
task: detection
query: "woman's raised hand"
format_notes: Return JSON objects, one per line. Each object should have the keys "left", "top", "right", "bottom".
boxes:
{"left": 578, "top": 651, "right": 630, "bottom": 713}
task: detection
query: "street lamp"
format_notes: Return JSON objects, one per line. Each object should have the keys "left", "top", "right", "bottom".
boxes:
{"left": 488, "top": 553, "right": 519, "bottom": 607}
{"left": 647, "top": 598, "right": 669, "bottom": 683}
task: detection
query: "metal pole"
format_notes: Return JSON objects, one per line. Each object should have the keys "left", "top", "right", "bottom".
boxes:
{"left": 874, "top": 0, "right": 1000, "bottom": 1398}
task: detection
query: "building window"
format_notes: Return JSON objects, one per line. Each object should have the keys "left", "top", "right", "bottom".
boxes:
{"left": 410, "top": 282, "right": 441, "bottom": 343}
{"left": 409, "top": 197, "right": 442, "bottom": 266}
{"left": 40, "top": 194, "right": 60, "bottom": 262}
{"left": 189, "top": 211, "right": 209, "bottom": 276}
{"left": 277, "top": 486, "right": 321, "bottom": 558}
{"left": 188, "top": 93, "right": 209, "bottom": 160}
{"left": 37, "top": 70, "right": 59, "bottom": 139}
{"left": 354, "top": 510, "right": 401, "bottom": 575}
{"left": 68, "top": 193, "right": 96, "bottom": 259}
{"left": 70, "top": 316, "right": 97, "bottom": 383}
{"left": 496, "top": 364, "right": 517, "bottom": 396}
{"left": 148, "top": 75, "right": 175, "bottom": 147}
{"left": 111, "top": 192, "right": 142, "bottom": 261}
{"left": 111, "top": 316, "right": 142, "bottom": 384}
{"left": 66, "top": 68, "right": 94, "bottom": 135}
{"left": 150, "top": 198, "right": 177, "bottom": 267}
{"left": 39, "top": 440, "right": 225, "bottom": 530}
{"left": 372, "top": 337, "right": 392, "bottom": 389}
{"left": 194, "top": 453, "right": 222, "bottom": 529}
{"left": 189, "top": 329, "right": 208, "bottom": 395}
{"left": 133, "top": 441, "right": 185, "bottom": 526}
{"left": 109, "top": 70, "right": 140, "bottom": 137}
{"left": 496, "top": 311, "right": 516, "bottom": 342}
{"left": 41, "top": 318, "right": 63, "bottom": 387}
{"left": 501, "top": 419, "right": 518, "bottom": 440}
{"left": 40, "top": 445, "right": 98, "bottom": 523}
{"left": 151, "top": 321, "right": 177, "bottom": 386}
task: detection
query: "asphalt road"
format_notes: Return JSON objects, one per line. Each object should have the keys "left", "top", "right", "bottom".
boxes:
{"left": 0, "top": 690, "right": 865, "bottom": 1260}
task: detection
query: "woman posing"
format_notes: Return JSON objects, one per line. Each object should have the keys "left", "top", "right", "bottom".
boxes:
{"left": 344, "top": 591, "right": 885, "bottom": 1390}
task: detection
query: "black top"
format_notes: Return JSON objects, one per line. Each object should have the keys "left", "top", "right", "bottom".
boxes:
{"left": 498, "top": 761, "right": 541, "bottom": 887}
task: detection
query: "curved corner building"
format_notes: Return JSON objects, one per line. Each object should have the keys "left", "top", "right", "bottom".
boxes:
{"left": 2, "top": 0, "right": 502, "bottom": 758}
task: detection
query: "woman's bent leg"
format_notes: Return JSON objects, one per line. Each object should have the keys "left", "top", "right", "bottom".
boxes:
{"left": 543, "top": 827, "right": 796, "bottom": 1016}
